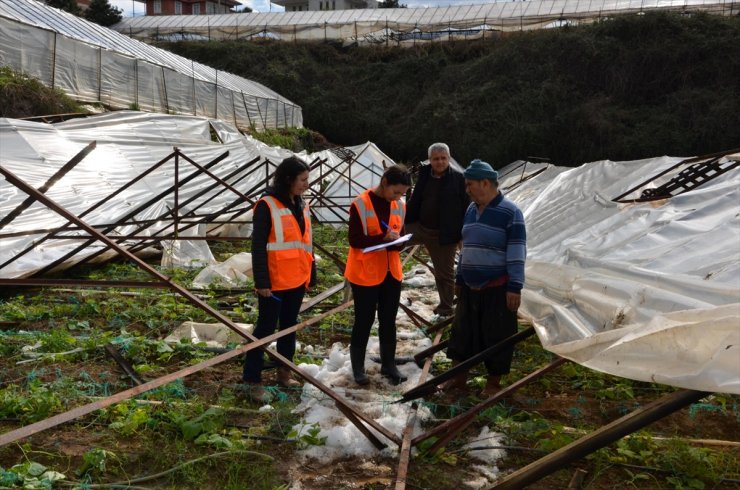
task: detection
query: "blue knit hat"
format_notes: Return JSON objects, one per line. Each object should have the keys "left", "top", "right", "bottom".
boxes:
{"left": 464, "top": 159, "right": 499, "bottom": 181}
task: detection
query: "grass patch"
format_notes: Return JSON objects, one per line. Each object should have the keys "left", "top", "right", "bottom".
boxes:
{"left": 0, "top": 67, "right": 84, "bottom": 118}
{"left": 0, "top": 223, "right": 738, "bottom": 489}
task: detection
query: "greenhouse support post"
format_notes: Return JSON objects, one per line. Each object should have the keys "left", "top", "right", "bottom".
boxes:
{"left": 240, "top": 91, "right": 254, "bottom": 128}
{"left": 51, "top": 32, "right": 57, "bottom": 89}
{"left": 97, "top": 47, "right": 102, "bottom": 102}
{"left": 490, "top": 389, "right": 710, "bottom": 489}
{"left": 192, "top": 60, "right": 196, "bottom": 115}
{"left": 0, "top": 142, "right": 96, "bottom": 232}
{"left": 0, "top": 164, "right": 400, "bottom": 448}
{"left": 134, "top": 58, "right": 139, "bottom": 109}
{"left": 415, "top": 358, "right": 569, "bottom": 453}
{"left": 174, "top": 149, "right": 179, "bottom": 237}
{"left": 31, "top": 151, "right": 226, "bottom": 275}
{"left": 0, "top": 147, "right": 182, "bottom": 272}
{"left": 161, "top": 66, "right": 169, "bottom": 114}
{"left": 231, "top": 92, "right": 237, "bottom": 128}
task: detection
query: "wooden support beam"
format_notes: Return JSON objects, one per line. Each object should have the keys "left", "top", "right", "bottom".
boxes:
{"left": 0, "top": 141, "right": 96, "bottom": 231}
{"left": 413, "top": 339, "right": 450, "bottom": 367}
{"left": 394, "top": 329, "right": 445, "bottom": 489}
{"left": 423, "top": 315, "right": 454, "bottom": 335}
{"left": 0, "top": 161, "right": 403, "bottom": 450}
{"left": 399, "top": 327, "right": 536, "bottom": 404}
{"left": 300, "top": 281, "right": 345, "bottom": 312}
{"left": 335, "top": 402, "right": 386, "bottom": 450}
{"left": 489, "top": 389, "right": 710, "bottom": 489}
{"left": 0, "top": 300, "right": 353, "bottom": 447}
{"left": 414, "top": 357, "right": 568, "bottom": 450}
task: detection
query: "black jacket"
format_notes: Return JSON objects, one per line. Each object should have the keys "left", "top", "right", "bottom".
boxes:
{"left": 405, "top": 164, "right": 469, "bottom": 245}
{"left": 252, "top": 188, "right": 317, "bottom": 290}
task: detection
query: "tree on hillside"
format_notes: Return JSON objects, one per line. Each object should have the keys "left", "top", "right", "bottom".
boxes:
{"left": 378, "top": 0, "right": 407, "bottom": 7}
{"left": 46, "top": 0, "right": 82, "bottom": 15}
{"left": 84, "top": 0, "right": 123, "bottom": 26}
{"left": 233, "top": 6, "right": 253, "bottom": 12}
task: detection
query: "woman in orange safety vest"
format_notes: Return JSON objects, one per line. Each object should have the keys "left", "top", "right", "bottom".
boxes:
{"left": 244, "top": 156, "right": 315, "bottom": 402}
{"left": 345, "top": 165, "right": 412, "bottom": 386}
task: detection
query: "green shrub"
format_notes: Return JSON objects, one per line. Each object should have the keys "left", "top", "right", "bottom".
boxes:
{"left": 163, "top": 13, "right": 740, "bottom": 166}
{"left": 0, "top": 67, "right": 83, "bottom": 118}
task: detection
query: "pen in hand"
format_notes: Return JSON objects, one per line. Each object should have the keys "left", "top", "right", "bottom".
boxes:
{"left": 381, "top": 220, "right": 400, "bottom": 241}
{"left": 256, "top": 288, "right": 282, "bottom": 302}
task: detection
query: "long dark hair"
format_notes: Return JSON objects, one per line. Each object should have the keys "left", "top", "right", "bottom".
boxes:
{"left": 272, "top": 156, "right": 310, "bottom": 198}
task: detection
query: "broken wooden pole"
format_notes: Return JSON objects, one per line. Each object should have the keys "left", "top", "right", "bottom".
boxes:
{"left": 489, "top": 389, "right": 710, "bottom": 489}
{"left": 398, "top": 327, "right": 536, "bottom": 403}
{"left": 414, "top": 357, "right": 568, "bottom": 450}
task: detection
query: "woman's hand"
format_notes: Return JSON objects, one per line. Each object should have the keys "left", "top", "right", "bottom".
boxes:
{"left": 385, "top": 229, "right": 400, "bottom": 241}
{"left": 256, "top": 288, "right": 272, "bottom": 298}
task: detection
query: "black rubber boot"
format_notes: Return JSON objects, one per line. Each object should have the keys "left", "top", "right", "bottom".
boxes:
{"left": 350, "top": 344, "right": 369, "bottom": 386}
{"left": 379, "top": 342, "right": 407, "bottom": 385}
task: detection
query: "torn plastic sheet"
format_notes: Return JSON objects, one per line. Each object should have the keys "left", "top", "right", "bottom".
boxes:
{"left": 191, "top": 252, "right": 253, "bottom": 289}
{"left": 163, "top": 321, "right": 254, "bottom": 348}
{"left": 498, "top": 156, "right": 740, "bottom": 394}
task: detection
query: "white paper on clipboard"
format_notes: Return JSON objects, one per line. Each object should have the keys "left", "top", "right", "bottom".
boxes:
{"left": 362, "top": 234, "right": 413, "bottom": 253}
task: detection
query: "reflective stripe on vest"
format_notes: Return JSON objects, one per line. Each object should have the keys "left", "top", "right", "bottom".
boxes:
{"left": 260, "top": 195, "right": 313, "bottom": 290}
{"left": 344, "top": 190, "right": 405, "bottom": 286}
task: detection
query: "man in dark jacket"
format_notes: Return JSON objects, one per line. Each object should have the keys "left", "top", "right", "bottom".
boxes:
{"left": 405, "top": 143, "right": 470, "bottom": 319}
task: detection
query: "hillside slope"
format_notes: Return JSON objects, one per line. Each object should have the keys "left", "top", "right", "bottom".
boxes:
{"left": 163, "top": 12, "right": 740, "bottom": 166}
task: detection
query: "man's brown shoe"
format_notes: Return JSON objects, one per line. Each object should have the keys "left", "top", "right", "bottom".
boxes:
{"left": 245, "top": 383, "right": 273, "bottom": 403}
{"left": 277, "top": 367, "right": 301, "bottom": 388}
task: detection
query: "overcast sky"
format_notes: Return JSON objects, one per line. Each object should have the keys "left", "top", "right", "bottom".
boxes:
{"left": 109, "top": 0, "right": 485, "bottom": 17}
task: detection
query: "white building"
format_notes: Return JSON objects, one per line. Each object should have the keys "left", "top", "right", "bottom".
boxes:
{"left": 273, "top": 0, "right": 377, "bottom": 12}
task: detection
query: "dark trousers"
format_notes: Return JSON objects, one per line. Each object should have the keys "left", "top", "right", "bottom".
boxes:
{"left": 446, "top": 284, "right": 518, "bottom": 375}
{"left": 407, "top": 222, "right": 457, "bottom": 316}
{"left": 350, "top": 272, "right": 402, "bottom": 357}
{"left": 242, "top": 285, "right": 305, "bottom": 383}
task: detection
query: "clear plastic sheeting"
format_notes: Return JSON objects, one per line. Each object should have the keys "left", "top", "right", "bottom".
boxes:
{"left": 191, "top": 252, "right": 253, "bottom": 289}
{"left": 111, "top": 0, "right": 735, "bottom": 43}
{"left": 0, "top": 112, "right": 392, "bottom": 278}
{"left": 163, "top": 321, "right": 254, "bottom": 348}
{"left": 309, "top": 143, "right": 395, "bottom": 225}
{"left": 498, "top": 156, "right": 740, "bottom": 394}
{"left": 0, "top": 0, "right": 302, "bottom": 129}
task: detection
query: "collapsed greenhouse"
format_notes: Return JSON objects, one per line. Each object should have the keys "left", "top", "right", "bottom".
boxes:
{"left": 1, "top": 0, "right": 739, "bottom": 486}
{"left": 0, "top": 109, "right": 738, "bottom": 486}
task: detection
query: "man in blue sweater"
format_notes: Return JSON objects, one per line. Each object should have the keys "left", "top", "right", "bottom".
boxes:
{"left": 445, "top": 159, "right": 527, "bottom": 397}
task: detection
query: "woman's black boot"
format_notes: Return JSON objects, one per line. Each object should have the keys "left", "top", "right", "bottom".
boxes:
{"left": 380, "top": 343, "right": 407, "bottom": 385}
{"left": 350, "top": 344, "right": 370, "bottom": 386}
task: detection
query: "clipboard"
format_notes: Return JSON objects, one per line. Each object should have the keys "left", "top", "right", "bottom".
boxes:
{"left": 362, "top": 233, "right": 413, "bottom": 253}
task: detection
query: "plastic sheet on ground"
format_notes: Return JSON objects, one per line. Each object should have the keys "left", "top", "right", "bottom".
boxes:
{"left": 191, "top": 252, "right": 253, "bottom": 289}
{"left": 163, "top": 321, "right": 254, "bottom": 348}
{"left": 498, "top": 156, "right": 740, "bottom": 395}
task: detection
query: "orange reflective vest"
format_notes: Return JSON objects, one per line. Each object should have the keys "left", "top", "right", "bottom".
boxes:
{"left": 344, "top": 190, "right": 405, "bottom": 287}
{"left": 260, "top": 195, "right": 313, "bottom": 291}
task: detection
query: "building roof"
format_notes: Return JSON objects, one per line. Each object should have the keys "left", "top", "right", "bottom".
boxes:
{"left": 112, "top": 0, "right": 731, "bottom": 42}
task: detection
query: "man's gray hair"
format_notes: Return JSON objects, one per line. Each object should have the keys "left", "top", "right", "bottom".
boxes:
{"left": 428, "top": 142, "right": 450, "bottom": 159}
